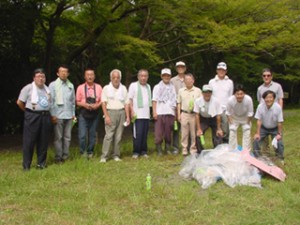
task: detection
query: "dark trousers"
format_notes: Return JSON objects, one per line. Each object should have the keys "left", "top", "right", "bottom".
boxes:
{"left": 253, "top": 126, "right": 284, "bottom": 159}
{"left": 78, "top": 114, "right": 99, "bottom": 155}
{"left": 133, "top": 119, "right": 149, "bottom": 155}
{"left": 155, "top": 115, "right": 175, "bottom": 145}
{"left": 196, "top": 116, "right": 223, "bottom": 152}
{"left": 23, "top": 110, "right": 51, "bottom": 169}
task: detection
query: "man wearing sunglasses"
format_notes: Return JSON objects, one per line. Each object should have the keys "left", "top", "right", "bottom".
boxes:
{"left": 257, "top": 68, "right": 283, "bottom": 108}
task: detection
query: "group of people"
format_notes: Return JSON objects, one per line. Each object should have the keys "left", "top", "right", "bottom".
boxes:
{"left": 17, "top": 62, "right": 285, "bottom": 170}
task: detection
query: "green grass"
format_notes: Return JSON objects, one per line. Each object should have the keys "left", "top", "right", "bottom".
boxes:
{"left": 1, "top": 109, "right": 300, "bottom": 225}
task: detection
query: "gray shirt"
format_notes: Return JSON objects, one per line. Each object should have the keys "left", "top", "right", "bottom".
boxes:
{"left": 18, "top": 83, "right": 51, "bottom": 111}
{"left": 171, "top": 75, "right": 185, "bottom": 94}
{"left": 257, "top": 81, "right": 283, "bottom": 104}
{"left": 255, "top": 102, "right": 283, "bottom": 129}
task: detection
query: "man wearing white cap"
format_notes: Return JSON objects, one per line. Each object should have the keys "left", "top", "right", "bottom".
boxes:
{"left": 194, "top": 84, "right": 223, "bottom": 151}
{"left": 171, "top": 61, "right": 186, "bottom": 153}
{"left": 208, "top": 62, "right": 233, "bottom": 143}
{"left": 152, "top": 68, "right": 177, "bottom": 155}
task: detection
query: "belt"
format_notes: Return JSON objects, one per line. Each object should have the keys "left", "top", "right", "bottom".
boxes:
{"left": 107, "top": 108, "right": 125, "bottom": 111}
{"left": 26, "top": 108, "right": 50, "bottom": 115}
{"left": 181, "top": 110, "right": 194, "bottom": 114}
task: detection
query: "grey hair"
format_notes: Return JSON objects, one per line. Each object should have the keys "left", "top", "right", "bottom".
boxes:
{"left": 110, "top": 69, "right": 122, "bottom": 79}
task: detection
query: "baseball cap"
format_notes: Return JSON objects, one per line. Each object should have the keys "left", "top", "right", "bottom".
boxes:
{"left": 202, "top": 84, "right": 213, "bottom": 92}
{"left": 175, "top": 61, "right": 186, "bottom": 67}
{"left": 161, "top": 68, "right": 172, "bottom": 76}
{"left": 217, "top": 62, "right": 227, "bottom": 70}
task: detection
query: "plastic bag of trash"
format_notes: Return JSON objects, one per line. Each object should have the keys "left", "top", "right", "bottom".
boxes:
{"left": 179, "top": 144, "right": 262, "bottom": 189}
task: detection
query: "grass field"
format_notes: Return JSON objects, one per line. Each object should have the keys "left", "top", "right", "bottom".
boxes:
{"left": 0, "top": 109, "right": 300, "bottom": 225}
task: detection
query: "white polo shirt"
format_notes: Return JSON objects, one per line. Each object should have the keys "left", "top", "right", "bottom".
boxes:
{"left": 255, "top": 102, "right": 283, "bottom": 129}
{"left": 226, "top": 95, "right": 254, "bottom": 120}
{"left": 209, "top": 75, "right": 233, "bottom": 111}
{"left": 128, "top": 81, "right": 151, "bottom": 119}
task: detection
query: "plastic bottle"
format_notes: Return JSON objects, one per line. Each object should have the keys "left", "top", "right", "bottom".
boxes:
{"left": 72, "top": 117, "right": 77, "bottom": 127}
{"left": 189, "top": 100, "right": 194, "bottom": 111}
{"left": 146, "top": 173, "right": 152, "bottom": 191}
{"left": 200, "top": 135, "right": 205, "bottom": 146}
{"left": 174, "top": 121, "right": 178, "bottom": 131}
{"left": 131, "top": 114, "right": 137, "bottom": 123}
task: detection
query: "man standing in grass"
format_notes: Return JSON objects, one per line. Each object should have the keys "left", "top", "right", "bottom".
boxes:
{"left": 177, "top": 73, "right": 202, "bottom": 156}
{"left": 49, "top": 65, "right": 76, "bottom": 164}
{"left": 194, "top": 84, "right": 223, "bottom": 152}
{"left": 100, "top": 69, "right": 130, "bottom": 163}
{"left": 257, "top": 68, "right": 284, "bottom": 107}
{"left": 253, "top": 90, "right": 285, "bottom": 165}
{"left": 128, "top": 69, "right": 152, "bottom": 159}
{"left": 171, "top": 61, "right": 187, "bottom": 154}
{"left": 76, "top": 68, "right": 102, "bottom": 159}
{"left": 226, "top": 84, "right": 254, "bottom": 150}
{"left": 152, "top": 68, "right": 177, "bottom": 155}
{"left": 209, "top": 62, "right": 233, "bottom": 143}
{"left": 17, "top": 68, "right": 51, "bottom": 170}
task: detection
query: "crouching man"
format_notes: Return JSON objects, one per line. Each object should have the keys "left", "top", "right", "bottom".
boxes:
{"left": 253, "top": 90, "right": 284, "bottom": 164}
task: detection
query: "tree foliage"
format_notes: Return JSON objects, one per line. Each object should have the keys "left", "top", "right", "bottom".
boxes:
{"left": 1, "top": 0, "right": 300, "bottom": 133}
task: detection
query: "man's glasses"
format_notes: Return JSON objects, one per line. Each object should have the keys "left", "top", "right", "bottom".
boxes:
{"left": 262, "top": 74, "right": 272, "bottom": 78}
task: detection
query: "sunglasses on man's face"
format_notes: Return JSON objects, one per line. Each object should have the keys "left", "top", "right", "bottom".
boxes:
{"left": 263, "top": 74, "right": 272, "bottom": 78}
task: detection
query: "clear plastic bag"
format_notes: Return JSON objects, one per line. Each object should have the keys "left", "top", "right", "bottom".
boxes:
{"left": 179, "top": 144, "right": 262, "bottom": 189}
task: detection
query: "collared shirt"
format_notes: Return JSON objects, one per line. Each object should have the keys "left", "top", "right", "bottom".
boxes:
{"left": 194, "top": 96, "right": 222, "bottom": 118}
{"left": 49, "top": 80, "right": 75, "bottom": 119}
{"left": 171, "top": 75, "right": 185, "bottom": 94}
{"left": 152, "top": 82, "right": 176, "bottom": 116}
{"left": 18, "top": 83, "right": 51, "bottom": 111}
{"left": 128, "top": 81, "right": 151, "bottom": 119}
{"left": 257, "top": 81, "right": 284, "bottom": 104}
{"left": 255, "top": 102, "right": 283, "bottom": 129}
{"left": 76, "top": 82, "right": 102, "bottom": 104}
{"left": 209, "top": 75, "right": 234, "bottom": 111}
{"left": 177, "top": 86, "right": 202, "bottom": 112}
{"left": 226, "top": 95, "right": 254, "bottom": 120}
{"left": 101, "top": 84, "right": 129, "bottom": 110}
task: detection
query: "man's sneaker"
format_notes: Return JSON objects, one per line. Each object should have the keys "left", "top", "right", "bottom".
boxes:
{"left": 100, "top": 158, "right": 106, "bottom": 163}
{"left": 87, "top": 153, "right": 93, "bottom": 159}
{"left": 114, "top": 156, "right": 122, "bottom": 162}
{"left": 132, "top": 154, "right": 139, "bottom": 159}
{"left": 280, "top": 160, "right": 285, "bottom": 166}
{"left": 142, "top": 154, "right": 149, "bottom": 159}
{"left": 172, "top": 150, "right": 179, "bottom": 155}
{"left": 36, "top": 164, "right": 47, "bottom": 169}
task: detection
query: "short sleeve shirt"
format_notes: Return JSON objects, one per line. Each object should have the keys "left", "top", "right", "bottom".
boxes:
{"left": 152, "top": 83, "right": 176, "bottom": 116}
{"left": 255, "top": 102, "right": 283, "bottom": 129}
{"left": 177, "top": 86, "right": 202, "bottom": 112}
{"left": 194, "top": 96, "right": 222, "bottom": 118}
{"left": 226, "top": 95, "right": 254, "bottom": 120}
{"left": 76, "top": 82, "right": 102, "bottom": 104}
{"left": 128, "top": 81, "right": 151, "bottom": 119}
{"left": 101, "top": 84, "right": 129, "bottom": 110}
{"left": 18, "top": 83, "right": 51, "bottom": 111}
{"left": 257, "top": 81, "right": 284, "bottom": 104}
{"left": 171, "top": 75, "right": 185, "bottom": 94}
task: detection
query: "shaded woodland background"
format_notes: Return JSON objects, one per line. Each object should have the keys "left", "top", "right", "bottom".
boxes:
{"left": 1, "top": 0, "right": 300, "bottom": 134}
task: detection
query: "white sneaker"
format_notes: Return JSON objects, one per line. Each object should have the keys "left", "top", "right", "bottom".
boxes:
{"left": 114, "top": 157, "right": 122, "bottom": 162}
{"left": 100, "top": 158, "right": 106, "bottom": 163}
{"left": 132, "top": 154, "right": 139, "bottom": 159}
{"left": 142, "top": 154, "right": 149, "bottom": 159}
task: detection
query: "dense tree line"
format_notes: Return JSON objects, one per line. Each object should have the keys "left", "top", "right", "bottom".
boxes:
{"left": 1, "top": 0, "right": 300, "bottom": 134}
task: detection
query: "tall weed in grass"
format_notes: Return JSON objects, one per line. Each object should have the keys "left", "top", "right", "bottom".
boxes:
{"left": 1, "top": 109, "right": 300, "bottom": 224}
